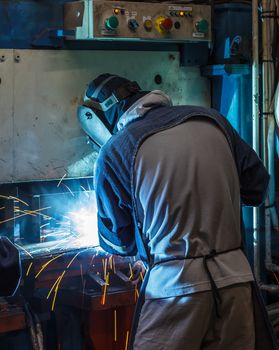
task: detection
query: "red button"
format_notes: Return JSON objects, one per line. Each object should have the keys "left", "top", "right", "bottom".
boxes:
{"left": 160, "top": 18, "right": 173, "bottom": 31}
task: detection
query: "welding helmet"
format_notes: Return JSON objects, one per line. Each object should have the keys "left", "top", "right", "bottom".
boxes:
{"left": 77, "top": 74, "right": 145, "bottom": 148}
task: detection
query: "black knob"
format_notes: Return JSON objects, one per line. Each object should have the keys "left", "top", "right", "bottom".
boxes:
{"left": 128, "top": 19, "right": 139, "bottom": 31}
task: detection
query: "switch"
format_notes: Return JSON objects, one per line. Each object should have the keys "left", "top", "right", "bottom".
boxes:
{"left": 174, "top": 21, "right": 181, "bottom": 29}
{"left": 105, "top": 16, "right": 119, "bottom": 31}
{"left": 195, "top": 19, "right": 209, "bottom": 33}
{"left": 144, "top": 19, "right": 153, "bottom": 31}
{"left": 160, "top": 17, "right": 173, "bottom": 31}
{"left": 128, "top": 18, "right": 139, "bottom": 31}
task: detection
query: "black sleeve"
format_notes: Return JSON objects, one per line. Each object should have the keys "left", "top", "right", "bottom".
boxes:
{"left": 233, "top": 130, "right": 270, "bottom": 206}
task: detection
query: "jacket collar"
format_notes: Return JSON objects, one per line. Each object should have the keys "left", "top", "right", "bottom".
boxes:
{"left": 117, "top": 90, "right": 172, "bottom": 131}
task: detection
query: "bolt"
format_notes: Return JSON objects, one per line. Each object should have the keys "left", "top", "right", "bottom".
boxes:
{"left": 0, "top": 55, "right": 5, "bottom": 62}
{"left": 14, "top": 55, "right": 21, "bottom": 63}
{"left": 154, "top": 74, "right": 162, "bottom": 85}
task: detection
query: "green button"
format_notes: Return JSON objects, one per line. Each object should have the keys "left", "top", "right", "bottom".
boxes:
{"left": 105, "top": 16, "right": 119, "bottom": 30}
{"left": 196, "top": 19, "right": 209, "bottom": 33}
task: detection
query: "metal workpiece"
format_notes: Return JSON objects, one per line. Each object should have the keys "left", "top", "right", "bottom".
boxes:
{"left": 64, "top": 1, "right": 211, "bottom": 43}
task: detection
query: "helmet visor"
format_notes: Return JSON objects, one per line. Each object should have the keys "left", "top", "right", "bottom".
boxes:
{"left": 77, "top": 105, "right": 112, "bottom": 148}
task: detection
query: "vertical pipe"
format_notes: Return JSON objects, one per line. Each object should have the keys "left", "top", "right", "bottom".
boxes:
{"left": 262, "top": 0, "right": 271, "bottom": 271}
{"left": 252, "top": 0, "right": 261, "bottom": 281}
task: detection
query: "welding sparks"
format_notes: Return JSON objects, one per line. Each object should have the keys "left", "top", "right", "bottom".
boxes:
{"left": 35, "top": 253, "right": 65, "bottom": 279}
{"left": 129, "top": 263, "right": 133, "bottom": 280}
{"left": 134, "top": 285, "right": 139, "bottom": 302}
{"left": 51, "top": 270, "right": 66, "bottom": 311}
{"left": 46, "top": 249, "right": 89, "bottom": 303}
{"left": 103, "top": 258, "right": 108, "bottom": 280}
{"left": 0, "top": 194, "right": 29, "bottom": 207}
{"left": 57, "top": 173, "right": 67, "bottom": 188}
{"left": 61, "top": 183, "right": 74, "bottom": 197}
{"left": 67, "top": 250, "right": 86, "bottom": 269}
{"left": 26, "top": 262, "right": 33, "bottom": 276}
{"left": 47, "top": 275, "right": 61, "bottom": 299}
{"left": 101, "top": 272, "right": 110, "bottom": 305}
{"left": 14, "top": 243, "right": 33, "bottom": 259}
{"left": 40, "top": 223, "right": 50, "bottom": 229}
{"left": 125, "top": 331, "right": 129, "bottom": 350}
{"left": 80, "top": 185, "right": 90, "bottom": 198}
{"left": 273, "top": 272, "right": 279, "bottom": 284}
{"left": 14, "top": 209, "right": 36, "bottom": 217}
{"left": 114, "top": 309, "right": 117, "bottom": 342}
{"left": 0, "top": 206, "right": 51, "bottom": 225}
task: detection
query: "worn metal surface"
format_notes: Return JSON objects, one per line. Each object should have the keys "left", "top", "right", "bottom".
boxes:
{"left": 0, "top": 49, "right": 210, "bottom": 183}
{"left": 0, "top": 51, "right": 13, "bottom": 182}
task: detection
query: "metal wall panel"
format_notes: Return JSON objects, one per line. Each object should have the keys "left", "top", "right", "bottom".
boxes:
{"left": 0, "top": 50, "right": 14, "bottom": 183}
{"left": 1, "top": 49, "right": 210, "bottom": 183}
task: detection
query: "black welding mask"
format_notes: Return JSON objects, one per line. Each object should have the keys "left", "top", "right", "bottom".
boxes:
{"left": 77, "top": 74, "right": 146, "bottom": 148}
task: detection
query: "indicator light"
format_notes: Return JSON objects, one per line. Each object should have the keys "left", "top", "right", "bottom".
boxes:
{"left": 175, "top": 11, "right": 180, "bottom": 17}
{"left": 179, "top": 11, "right": 184, "bottom": 17}
{"left": 113, "top": 8, "right": 120, "bottom": 15}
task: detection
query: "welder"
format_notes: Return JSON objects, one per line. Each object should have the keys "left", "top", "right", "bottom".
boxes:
{"left": 77, "top": 74, "right": 279, "bottom": 350}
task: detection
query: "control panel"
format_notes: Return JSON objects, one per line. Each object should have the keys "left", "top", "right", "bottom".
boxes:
{"left": 64, "top": 1, "right": 212, "bottom": 42}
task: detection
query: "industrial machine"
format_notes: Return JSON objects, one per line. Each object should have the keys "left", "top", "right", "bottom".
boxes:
{"left": 64, "top": 0, "right": 212, "bottom": 43}
{"left": 3, "top": 0, "right": 279, "bottom": 348}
